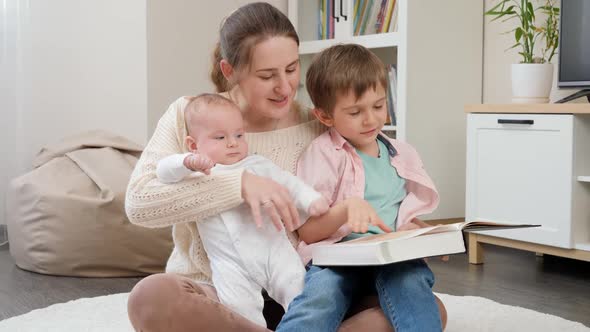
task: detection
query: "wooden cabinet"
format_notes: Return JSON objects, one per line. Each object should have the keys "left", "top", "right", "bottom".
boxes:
{"left": 465, "top": 104, "right": 590, "bottom": 263}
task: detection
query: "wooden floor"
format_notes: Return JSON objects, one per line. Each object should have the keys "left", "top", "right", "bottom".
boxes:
{"left": 1, "top": 243, "right": 589, "bottom": 327}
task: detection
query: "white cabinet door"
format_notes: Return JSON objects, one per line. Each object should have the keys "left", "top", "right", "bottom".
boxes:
{"left": 466, "top": 114, "right": 574, "bottom": 248}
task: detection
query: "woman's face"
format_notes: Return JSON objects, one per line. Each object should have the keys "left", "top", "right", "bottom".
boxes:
{"left": 236, "top": 36, "right": 300, "bottom": 121}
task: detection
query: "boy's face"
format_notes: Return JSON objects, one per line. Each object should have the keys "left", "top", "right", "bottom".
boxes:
{"left": 318, "top": 85, "right": 388, "bottom": 154}
{"left": 187, "top": 105, "right": 248, "bottom": 165}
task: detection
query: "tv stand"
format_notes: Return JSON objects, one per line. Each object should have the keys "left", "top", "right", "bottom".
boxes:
{"left": 555, "top": 89, "right": 590, "bottom": 103}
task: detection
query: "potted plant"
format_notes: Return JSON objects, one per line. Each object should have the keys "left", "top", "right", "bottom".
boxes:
{"left": 485, "top": 0, "right": 559, "bottom": 103}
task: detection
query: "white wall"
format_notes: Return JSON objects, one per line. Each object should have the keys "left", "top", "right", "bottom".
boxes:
{"left": 0, "top": 1, "right": 20, "bottom": 225}
{"left": 1, "top": 0, "right": 289, "bottom": 225}
{"left": 405, "top": 0, "right": 483, "bottom": 220}
{"left": 146, "top": 0, "right": 287, "bottom": 135}
{"left": 1, "top": 0, "right": 147, "bottom": 224}
{"left": 483, "top": 0, "right": 585, "bottom": 103}
{"left": 19, "top": 0, "right": 148, "bottom": 152}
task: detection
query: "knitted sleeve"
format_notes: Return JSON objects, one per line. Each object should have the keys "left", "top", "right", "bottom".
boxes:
{"left": 125, "top": 97, "right": 244, "bottom": 228}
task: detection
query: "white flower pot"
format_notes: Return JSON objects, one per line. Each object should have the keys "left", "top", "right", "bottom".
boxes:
{"left": 511, "top": 63, "right": 554, "bottom": 103}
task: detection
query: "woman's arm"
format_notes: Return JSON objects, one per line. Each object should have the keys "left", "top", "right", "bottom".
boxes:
{"left": 125, "top": 98, "right": 244, "bottom": 228}
{"left": 156, "top": 153, "right": 193, "bottom": 184}
{"left": 126, "top": 97, "right": 300, "bottom": 230}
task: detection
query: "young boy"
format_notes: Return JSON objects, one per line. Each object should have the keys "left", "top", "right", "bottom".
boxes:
{"left": 276, "top": 45, "right": 444, "bottom": 332}
{"left": 156, "top": 93, "right": 329, "bottom": 326}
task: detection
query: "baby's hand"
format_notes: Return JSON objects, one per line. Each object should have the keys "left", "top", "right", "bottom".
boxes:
{"left": 184, "top": 153, "right": 215, "bottom": 175}
{"left": 308, "top": 196, "right": 330, "bottom": 217}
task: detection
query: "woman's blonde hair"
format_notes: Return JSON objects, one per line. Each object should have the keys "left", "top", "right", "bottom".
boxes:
{"left": 210, "top": 2, "right": 299, "bottom": 92}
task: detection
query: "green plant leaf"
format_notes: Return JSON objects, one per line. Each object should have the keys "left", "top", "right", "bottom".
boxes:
{"left": 515, "top": 27, "right": 523, "bottom": 42}
{"left": 485, "top": 0, "right": 559, "bottom": 64}
{"left": 485, "top": 0, "right": 508, "bottom": 14}
{"left": 527, "top": 2, "right": 535, "bottom": 20}
{"left": 489, "top": 9, "right": 518, "bottom": 22}
{"left": 509, "top": 42, "right": 521, "bottom": 50}
{"left": 525, "top": 11, "right": 532, "bottom": 24}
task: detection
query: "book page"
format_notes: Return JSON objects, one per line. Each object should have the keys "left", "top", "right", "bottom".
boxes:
{"left": 462, "top": 220, "right": 541, "bottom": 230}
{"left": 335, "top": 222, "right": 473, "bottom": 246}
{"left": 342, "top": 226, "right": 441, "bottom": 245}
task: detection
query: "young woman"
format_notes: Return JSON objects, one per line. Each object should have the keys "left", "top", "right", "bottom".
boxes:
{"left": 125, "top": 3, "right": 447, "bottom": 331}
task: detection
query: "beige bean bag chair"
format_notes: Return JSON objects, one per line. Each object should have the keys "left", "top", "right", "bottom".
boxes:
{"left": 5, "top": 130, "right": 173, "bottom": 277}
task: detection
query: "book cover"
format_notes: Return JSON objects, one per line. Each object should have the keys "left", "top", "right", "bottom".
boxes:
{"left": 387, "top": 65, "right": 397, "bottom": 126}
{"left": 363, "top": 0, "right": 382, "bottom": 35}
{"left": 375, "top": 0, "right": 388, "bottom": 34}
{"left": 382, "top": 0, "right": 396, "bottom": 32}
{"left": 353, "top": 0, "right": 363, "bottom": 34}
{"left": 388, "top": 0, "right": 399, "bottom": 33}
{"left": 385, "top": 65, "right": 394, "bottom": 126}
{"left": 312, "top": 221, "right": 540, "bottom": 266}
{"left": 360, "top": 0, "right": 374, "bottom": 35}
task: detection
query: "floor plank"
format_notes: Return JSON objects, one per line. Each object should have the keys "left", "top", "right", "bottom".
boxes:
{"left": 0, "top": 244, "right": 140, "bottom": 320}
{"left": 428, "top": 244, "right": 590, "bottom": 326}
{"left": 1, "top": 243, "right": 589, "bottom": 327}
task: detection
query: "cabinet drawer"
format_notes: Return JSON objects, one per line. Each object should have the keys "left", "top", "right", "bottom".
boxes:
{"left": 466, "top": 114, "right": 574, "bottom": 248}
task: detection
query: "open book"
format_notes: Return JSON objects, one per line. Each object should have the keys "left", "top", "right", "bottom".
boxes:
{"left": 311, "top": 221, "right": 540, "bottom": 266}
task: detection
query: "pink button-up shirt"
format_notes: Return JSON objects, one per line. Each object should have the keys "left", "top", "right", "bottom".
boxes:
{"left": 296, "top": 128, "right": 440, "bottom": 264}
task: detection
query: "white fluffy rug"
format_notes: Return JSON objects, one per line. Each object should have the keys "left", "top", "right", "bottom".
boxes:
{"left": 0, "top": 293, "right": 588, "bottom": 332}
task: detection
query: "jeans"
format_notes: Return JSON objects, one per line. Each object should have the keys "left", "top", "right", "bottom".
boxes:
{"left": 276, "top": 259, "right": 441, "bottom": 332}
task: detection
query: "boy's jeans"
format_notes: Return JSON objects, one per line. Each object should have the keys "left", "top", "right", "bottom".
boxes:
{"left": 276, "top": 259, "right": 442, "bottom": 332}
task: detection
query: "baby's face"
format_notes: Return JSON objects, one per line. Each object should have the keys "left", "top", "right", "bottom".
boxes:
{"left": 191, "top": 105, "right": 248, "bottom": 165}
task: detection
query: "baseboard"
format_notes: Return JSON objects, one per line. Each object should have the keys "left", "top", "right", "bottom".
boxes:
{"left": 0, "top": 224, "right": 7, "bottom": 246}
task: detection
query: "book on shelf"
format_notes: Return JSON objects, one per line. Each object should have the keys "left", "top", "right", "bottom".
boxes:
{"left": 382, "top": 0, "right": 396, "bottom": 32}
{"left": 386, "top": 64, "right": 397, "bottom": 126}
{"left": 311, "top": 221, "right": 540, "bottom": 266}
{"left": 388, "top": 0, "right": 399, "bottom": 32}
{"left": 365, "top": 0, "right": 384, "bottom": 35}
{"left": 353, "top": 0, "right": 399, "bottom": 35}
{"left": 318, "top": 0, "right": 335, "bottom": 40}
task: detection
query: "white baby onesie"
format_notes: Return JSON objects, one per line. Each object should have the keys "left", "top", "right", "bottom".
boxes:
{"left": 157, "top": 154, "right": 321, "bottom": 326}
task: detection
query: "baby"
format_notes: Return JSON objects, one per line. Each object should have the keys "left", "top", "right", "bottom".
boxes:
{"left": 156, "top": 93, "right": 329, "bottom": 326}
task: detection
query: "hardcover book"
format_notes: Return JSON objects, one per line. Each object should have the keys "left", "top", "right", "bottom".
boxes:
{"left": 312, "top": 221, "right": 540, "bottom": 266}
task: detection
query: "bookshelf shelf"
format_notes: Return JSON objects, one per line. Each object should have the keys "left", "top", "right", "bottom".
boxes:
{"left": 578, "top": 176, "right": 590, "bottom": 183}
{"left": 383, "top": 125, "right": 397, "bottom": 131}
{"left": 299, "top": 32, "right": 403, "bottom": 55}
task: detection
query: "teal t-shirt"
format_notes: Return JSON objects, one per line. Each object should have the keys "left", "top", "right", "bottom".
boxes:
{"left": 343, "top": 139, "right": 407, "bottom": 241}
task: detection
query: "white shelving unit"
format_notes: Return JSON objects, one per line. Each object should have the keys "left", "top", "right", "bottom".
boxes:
{"left": 288, "top": 0, "right": 408, "bottom": 139}
{"left": 288, "top": 0, "right": 483, "bottom": 220}
{"left": 297, "top": 32, "right": 403, "bottom": 55}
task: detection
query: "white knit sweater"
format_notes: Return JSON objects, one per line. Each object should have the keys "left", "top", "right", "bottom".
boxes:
{"left": 125, "top": 97, "right": 325, "bottom": 283}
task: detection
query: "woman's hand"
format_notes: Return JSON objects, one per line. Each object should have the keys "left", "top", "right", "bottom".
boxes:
{"left": 345, "top": 197, "right": 392, "bottom": 233}
{"left": 241, "top": 172, "right": 300, "bottom": 232}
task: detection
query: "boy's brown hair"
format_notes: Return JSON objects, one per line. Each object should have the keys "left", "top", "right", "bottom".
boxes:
{"left": 306, "top": 44, "right": 388, "bottom": 114}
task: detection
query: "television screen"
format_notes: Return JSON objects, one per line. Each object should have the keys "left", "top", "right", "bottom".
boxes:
{"left": 558, "top": 0, "right": 590, "bottom": 87}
